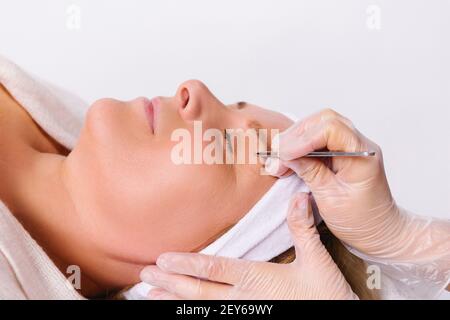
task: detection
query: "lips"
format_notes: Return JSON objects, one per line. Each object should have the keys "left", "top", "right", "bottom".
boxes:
{"left": 144, "top": 98, "right": 156, "bottom": 134}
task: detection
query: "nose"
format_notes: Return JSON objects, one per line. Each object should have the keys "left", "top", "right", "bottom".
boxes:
{"left": 175, "top": 79, "right": 223, "bottom": 122}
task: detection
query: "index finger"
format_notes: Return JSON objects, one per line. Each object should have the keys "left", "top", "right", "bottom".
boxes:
{"left": 156, "top": 252, "right": 251, "bottom": 285}
{"left": 279, "top": 118, "right": 365, "bottom": 161}
{"left": 282, "top": 108, "right": 354, "bottom": 138}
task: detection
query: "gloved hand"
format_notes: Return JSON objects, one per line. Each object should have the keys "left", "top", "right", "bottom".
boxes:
{"left": 140, "top": 192, "right": 358, "bottom": 300}
{"left": 265, "top": 109, "right": 450, "bottom": 282}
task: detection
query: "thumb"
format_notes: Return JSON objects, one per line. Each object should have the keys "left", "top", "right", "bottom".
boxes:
{"left": 284, "top": 158, "right": 337, "bottom": 192}
{"left": 286, "top": 193, "right": 359, "bottom": 300}
{"left": 264, "top": 157, "right": 291, "bottom": 177}
{"left": 286, "top": 192, "right": 322, "bottom": 251}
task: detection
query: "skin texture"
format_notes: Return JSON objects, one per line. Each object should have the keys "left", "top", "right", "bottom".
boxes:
{"left": 0, "top": 80, "right": 293, "bottom": 297}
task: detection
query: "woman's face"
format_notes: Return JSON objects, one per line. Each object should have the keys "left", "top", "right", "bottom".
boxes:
{"left": 64, "top": 80, "right": 293, "bottom": 286}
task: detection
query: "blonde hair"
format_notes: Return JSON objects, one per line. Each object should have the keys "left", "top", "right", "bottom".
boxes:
{"left": 270, "top": 222, "right": 380, "bottom": 300}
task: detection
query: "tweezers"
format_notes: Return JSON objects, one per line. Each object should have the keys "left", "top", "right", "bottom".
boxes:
{"left": 256, "top": 151, "right": 376, "bottom": 158}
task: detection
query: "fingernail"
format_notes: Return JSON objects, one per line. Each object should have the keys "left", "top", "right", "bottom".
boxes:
{"left": 271, "top": 133, "right": 280, "bottom": 152}
{"left": 295, "top": 193, "right": 308, "bottom": 211}
{"left": 157, "top": 254, "right": 173, "bottom": 270}
{"left": 264, "top": 157, "right": 279, "bottom": 175}
{"left": 140, "top": 268, "right": 155, "bottom": 283}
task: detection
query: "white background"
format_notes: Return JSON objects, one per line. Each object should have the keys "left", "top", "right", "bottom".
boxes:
{"left": 0, "top": 0, "right": 449, "bottom": 218}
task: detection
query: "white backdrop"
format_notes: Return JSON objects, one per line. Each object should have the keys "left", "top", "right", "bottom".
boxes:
{"left": 0, "top": 0, "right": 448, "bottom": 218}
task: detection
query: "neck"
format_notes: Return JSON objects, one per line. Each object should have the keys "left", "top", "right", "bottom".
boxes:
{"left": 0, "top": 84, "right": 116, "bottom": 296}
{"left": 1, "top": 147, "right": 108, "bottom": 297}
{"left": 0, "top": 85, "right": 109, "bottom": 297}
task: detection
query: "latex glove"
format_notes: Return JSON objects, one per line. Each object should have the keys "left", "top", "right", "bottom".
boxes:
{"left": 265, "top": 109, "right": 450, "bottom": 270}
{"left": 140, "top": 192, "right": 358, "bottom": 300}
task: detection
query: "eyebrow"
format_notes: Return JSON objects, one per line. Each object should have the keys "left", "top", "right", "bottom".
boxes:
{"left": 235, "top": 101, "right": 262, "bottom": 129}
{"left": 236, "top": 101, "right": 248, "bottom": 109}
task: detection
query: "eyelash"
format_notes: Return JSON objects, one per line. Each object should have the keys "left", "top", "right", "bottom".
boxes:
{"left": 224, "top": 129, "right": 265, "bottom": 154}
{"left": 224, "top": 130, "right": 233, "bottom": 153}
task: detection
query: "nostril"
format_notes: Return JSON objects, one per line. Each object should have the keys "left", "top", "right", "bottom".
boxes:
{"left": 181, "top": 88, "right": 190, "bottom": 108}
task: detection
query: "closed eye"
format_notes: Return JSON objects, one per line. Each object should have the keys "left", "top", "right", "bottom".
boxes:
{"left": 224, "top": 126, "right": 263, "bottom": 154}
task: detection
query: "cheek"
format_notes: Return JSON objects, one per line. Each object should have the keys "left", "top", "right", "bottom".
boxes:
{"left": 74, "top": 103, "right": 236, "bottom": 264}
{"left": 262, "top": 111, "right": 294, "bottom": 131}
{"left": 101, "top": 164, "right": 233, "bottom": 263}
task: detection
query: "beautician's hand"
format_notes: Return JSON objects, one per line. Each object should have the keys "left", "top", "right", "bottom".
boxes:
{"left": 265, "top": 109, "right": 450, "bottom": 263}
{"left": 140, "top": 193, "right": 357, "bottom": 300}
